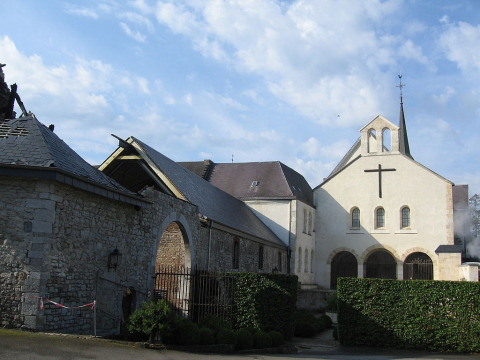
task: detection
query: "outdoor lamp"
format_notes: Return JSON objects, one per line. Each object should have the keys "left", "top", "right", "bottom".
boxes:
{"left": 107, "top": 248, "right": 122, "bottom": 271}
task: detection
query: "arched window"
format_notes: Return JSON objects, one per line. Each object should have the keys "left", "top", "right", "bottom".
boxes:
{"left": 368, "top": 129, "right": 377, "bottom": 153}
{"left": 308, "top": 211, "right": 313, "bottom": 235}
{"left": 375, "top": 207, "right": 385, "bottom": 229}
{"left": 297, "top": 247, "right": 302, "bottom": 272}
{"left": 232, "top": 238, "right": 240, "bottom": 270}
{"left": 382, "top": 128, "right": 391, "bottom": 152}
{"left": 303, "top": 209, "right": 307, "bottom": 233}
{"left": 401, "top": 207, "right": 410, "bottom": 228}
{"left": 258, "top": 245, "right": 264, "bottom": 270}
{"left": 351, "top": 207, "right": 360, "bottom": 228}
{"left": 304, "top": 249, "right": 309, "bottom": 273}
{"left": 310, "top": 250, "right": 314, "bottom": 273}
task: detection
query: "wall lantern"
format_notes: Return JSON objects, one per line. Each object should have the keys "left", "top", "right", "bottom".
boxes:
{"left": 108, "top": 248, "right": 122, "bottom": 271}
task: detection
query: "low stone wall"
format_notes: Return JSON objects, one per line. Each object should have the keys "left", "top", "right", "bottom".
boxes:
{"left": 296, "top": 289, "right": 335, "bottom": 312}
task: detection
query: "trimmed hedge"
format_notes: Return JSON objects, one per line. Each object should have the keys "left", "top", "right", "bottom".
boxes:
{"left": 230, "top": 273, "right": 297, "bottom": 338}
{"left": 337, "top": 278, "right": 480, "bottom": 352}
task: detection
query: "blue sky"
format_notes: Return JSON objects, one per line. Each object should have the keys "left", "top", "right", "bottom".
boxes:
{"left": 1, "top": 0, "right": 480, "bottom": 195}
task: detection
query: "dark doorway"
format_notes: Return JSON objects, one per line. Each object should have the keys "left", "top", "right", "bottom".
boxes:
{"left": 403, "top": 252, "right": 433, "bottom": 280}
{"left": 365, "top": 250, "right": 396, "bottom": 279}
{"left": 331, "top": 251, "right": 358, "bottom": 289}
{"left": 121, "top": 287, "right": 136, "bottom": 322}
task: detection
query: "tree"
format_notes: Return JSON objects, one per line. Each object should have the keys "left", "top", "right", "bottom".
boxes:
{"left": 469, "top": 194, "right": 480, "bottom": 238}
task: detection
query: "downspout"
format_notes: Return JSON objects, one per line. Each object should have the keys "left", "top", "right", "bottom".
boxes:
{"left": 287, "top": 200, "right": 293, "bottom": 274}
{"left": 207, "top": 219, "right": 213, "bottom": 271}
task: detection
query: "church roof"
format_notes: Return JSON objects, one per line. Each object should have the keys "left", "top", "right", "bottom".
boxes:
{"left": 102, "top": 137, "right": 286, "bottom": 248}
{"left": 0, "top": 115, "right": 148, "bottom": 206}
{"left": 180, "top": 161, "right": 314, "bottom": 207}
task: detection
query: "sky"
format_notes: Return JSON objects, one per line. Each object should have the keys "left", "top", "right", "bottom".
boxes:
{"left": 1, "top": 0, "right": 480, "bottom": 195}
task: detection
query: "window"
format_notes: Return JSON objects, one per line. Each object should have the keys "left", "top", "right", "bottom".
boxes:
{"left": 304, "top": 249, "right": 309, "bottom": 273}
{"left": 297, "top": 247, "right": 302, "bottom": 272}
{"left": 376, "top": 207, "right": 385, "bottom": 228}
{"left": 310, "top": 250, "right": 314, "bottom": 273}
{"left": 303, "top": 209, "right": 307, "bottom": 233}
{"left": 308, "top": 212, "right": 313, "bottom": 235}
{"left": 368, "top": 129, "right": 377, "bottom": 153}
{"left": 401, "top": 207, "right": 410, "bottom": 228}
{"left": 351, "top": 207, "right": 360, "bottom": 228}
{"left": 232, "top": 238, "right": 240, "bottom": 269}
{"left": 277, "top": 252, "right": 282, "bottom": 272}
{"left": 382, "top": 128, "right": 391, "bottom": 152}
{"left": 258, "top": 245, "right": 264, "bottom": 270}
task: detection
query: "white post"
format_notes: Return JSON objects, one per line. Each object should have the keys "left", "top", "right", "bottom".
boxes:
{"left": 93, "top": 300, "right": 97, "bottom": 337}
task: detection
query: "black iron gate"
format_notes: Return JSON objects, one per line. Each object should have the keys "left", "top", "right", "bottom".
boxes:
{"left": 154, "top": 266, "right": 235, "bottom": 324}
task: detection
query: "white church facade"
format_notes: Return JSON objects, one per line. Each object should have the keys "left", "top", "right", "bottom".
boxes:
{"left": 313, "top": 102, "right": 468, "bottom": 289}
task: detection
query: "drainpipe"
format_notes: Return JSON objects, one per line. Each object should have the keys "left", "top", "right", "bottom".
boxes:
{"left": 287, "top": 201, "right": 293, "bottom": 274}
{"left": 207, "top": 219, "right": 213, "bottom": 271}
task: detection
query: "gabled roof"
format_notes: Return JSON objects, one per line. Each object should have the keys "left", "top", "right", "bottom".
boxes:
{"left": 101, "top": 137, "right": 286, "bottom": 248}
{"left": 0, "top": 115, "right": 148, "bottom": 207}
{"left": 180, "top": 161, "right": 314, "bottom": 207}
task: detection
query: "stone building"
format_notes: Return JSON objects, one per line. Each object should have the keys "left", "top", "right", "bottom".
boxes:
{"left": 313, "top": 98, "right": 471, "bottom": 289}
{"left": 0, "top": 75, "right": 287, "bottom": 333}
{"left": 180, "top": 160, "right": 316, "bottom": 286}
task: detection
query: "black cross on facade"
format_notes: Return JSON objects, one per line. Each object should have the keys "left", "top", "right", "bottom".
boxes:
{"left": 364, "top": 164, "right": 396, "bottom": 198}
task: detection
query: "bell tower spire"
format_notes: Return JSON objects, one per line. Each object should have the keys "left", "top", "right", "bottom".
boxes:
{"left": 397, "top": 75, "right": 413, "bottom": 159}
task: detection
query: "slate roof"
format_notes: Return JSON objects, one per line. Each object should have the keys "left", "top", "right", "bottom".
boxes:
{"left": 130, "top": 138, "right": 286, "bottom": 247}
{"left": 180, "top": 161, "right": 314, "bottom": 207}
{"left": 0, "top": 115, "right": 144, "bottom": 201}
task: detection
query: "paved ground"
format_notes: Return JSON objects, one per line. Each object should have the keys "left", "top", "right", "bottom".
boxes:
{"left": 1, "top": 328, "right": 480, "bottom": 360}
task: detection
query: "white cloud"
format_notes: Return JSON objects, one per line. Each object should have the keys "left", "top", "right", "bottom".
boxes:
{"left": 438, "top": 21, "right": 480, "bottom": 73}
{"left": 120, "top": 22, "right": 147, "bottom": 42}
{"left": 432, "top": 86, "right": 456, "bottom": 105}
{"left": 63, "top": 4, "right": 99, "bottom": 19}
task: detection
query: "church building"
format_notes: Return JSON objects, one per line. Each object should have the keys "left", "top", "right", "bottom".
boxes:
{"left": 313, "top": 95, "right": 469, "bottom": 289}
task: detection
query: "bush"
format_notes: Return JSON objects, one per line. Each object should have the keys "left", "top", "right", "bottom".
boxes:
{"left": 268, "top": 330, "right": 285, "bottom": 347}
{"left": 320, "top": 314, "right": 333, "bottom": 329}
{"left": 294, "top": 322, "right": 316, "bottom": 338}
{"left": 199, "top": 315, "right": 231, "bottom": 333}
{"left": 235, "top": 328, "right": 253, "bottom": 350}
{"left": 326, "top": 292, "right": 337, "bottom": 311}
{"left": 217, "top": 328, "right": 236, "bottom": 345}
{"left": 231, "top": 273, "right": 297, "bottom": 338}
{"left": 125, "top": 299, "right": 173, "bottom": 342}
{"left": 199, "top": 327, "right": 216, "bottom": 345}
{"left": 253, "top": 330, "right": 272, "bottom": 349}
{"left": 337, "top": 278, "right": 480, "bottom": 352}
{"left": 169, "top": 317, "right": 200, "bottom": 346}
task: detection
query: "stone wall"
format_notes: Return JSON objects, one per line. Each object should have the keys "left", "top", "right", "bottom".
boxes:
{"left": 0, "top": 176, "right": 287, "bottom": 334}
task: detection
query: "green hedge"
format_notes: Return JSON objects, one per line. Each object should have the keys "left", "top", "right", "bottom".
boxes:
{"left": 337, "top": 278, "right": 480, "bottom": 352}
{"left": 230, "top": 273, "right": 297, "bottom": 338}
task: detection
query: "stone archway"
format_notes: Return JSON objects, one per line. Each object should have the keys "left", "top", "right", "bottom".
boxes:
{"left": 364, "top": 250, "right": 397, "bottom": 279}
{"left": 330, "top": 251, "right": 358, "bottom": 289}
{"left": 403, "top": 252, "right": 433, "bottom": 280}
{"left": 155, "top": 221, "right": 191, "bottom": 270}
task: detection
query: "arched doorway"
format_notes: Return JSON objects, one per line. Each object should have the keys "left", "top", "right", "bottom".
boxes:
{"left": 365, "top": 250, "right": 396, "bottom": 279}
{"left": 154, "top": 221, "right": 191, "bottom": 314}
{"left": 331, "top": 251, "right": 358, "bottom": 289}
{"left": 155, "top": 221, "right": 191, "bottom": 270}
{"left": 403, "top": 252, "right": 433, "bottom": 280}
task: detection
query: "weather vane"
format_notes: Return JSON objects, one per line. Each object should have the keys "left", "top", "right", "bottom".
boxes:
{"left": 397, "top": 74, "right": 405, "bottom": 102}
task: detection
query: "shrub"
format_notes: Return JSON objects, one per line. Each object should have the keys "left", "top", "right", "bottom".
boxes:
{"left": 294, "top": 322, "right": 316, "bottom": 338}
{"left": 217, "top": 328, "right": 236, "bottom": 345}
{"left": 268, "top": 330, "right": 285, "bottom": 347}
{"left": 199, "top": 315, "right": 231, "bottom": 333}
{"left": 320, "top": 313, "right": 333, "bottom": 329}
{"left": 199, "top": 327, "right": 216, "bottom": 345}
{"left": 253, "top": 330, "right": 272, "bottom": 349}
{"left": 235, "top": 328, "right": 253, "bottom": 350}
{"left": 326, "top": 292, "right": 337, "bottom": 311}
{"left": 231, "top": 273, "right": 297, "bottom": 338}
{"left": 169, "top": 317, "right": 200, "bottom": 346}
{"left": 125, "top": 299, "right": 173, "bottom": 342}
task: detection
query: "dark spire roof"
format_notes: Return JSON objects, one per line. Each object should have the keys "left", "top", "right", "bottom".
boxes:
{"left": 397, "top": 75, "right": 413, "bottom": 159}
{"left": 398, "top": 95, "right": 413, "bottom": 159}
